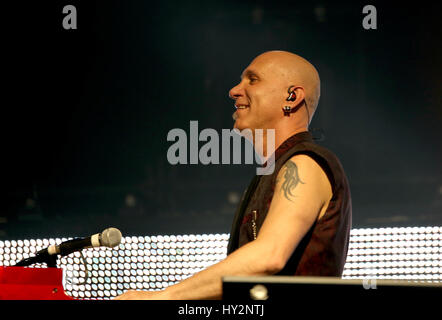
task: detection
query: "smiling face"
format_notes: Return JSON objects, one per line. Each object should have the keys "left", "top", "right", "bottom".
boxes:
{"left": 229, "top": 54, "right": 288, "bottom": 132}
{"left": 229, "top": 51, "right": 321, "bottom": 134}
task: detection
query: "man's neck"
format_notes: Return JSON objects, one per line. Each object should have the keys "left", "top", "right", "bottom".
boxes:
{"left": 254, "top": 126, "right": 308, "bottom": 162}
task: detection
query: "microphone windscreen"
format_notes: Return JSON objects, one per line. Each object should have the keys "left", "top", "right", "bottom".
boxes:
{"left": 101, "top": 228, "right": 122, "bottom": 247}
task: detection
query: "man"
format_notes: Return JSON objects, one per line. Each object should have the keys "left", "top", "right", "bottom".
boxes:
{"left": 116, "top": 50, "right": 352, "bottom": 300}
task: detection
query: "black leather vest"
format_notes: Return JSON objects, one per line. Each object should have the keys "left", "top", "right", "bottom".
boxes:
{"left": 227, "top": 131, "right": 352, "bottom": 276}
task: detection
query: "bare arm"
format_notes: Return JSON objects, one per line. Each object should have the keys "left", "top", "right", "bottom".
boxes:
{"left": 115, "top": 154, "right": 332, "bottom": 300}
{"left": 256, "top": 154, "right": 332, "bottom": 267}
{"left": 115, "top": 228, "right": 282, "bottom": 300}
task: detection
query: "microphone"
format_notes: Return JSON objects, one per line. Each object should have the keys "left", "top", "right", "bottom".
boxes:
{"left": 15, "top": 227, "right": 122, "bottom": 267}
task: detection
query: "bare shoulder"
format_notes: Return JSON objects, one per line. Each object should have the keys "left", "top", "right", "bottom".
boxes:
{"left": 276, "top": 153, "right": 332, "bottom": 209}
{"left": 258, "top": 154, "right": 333, "bottom": 252}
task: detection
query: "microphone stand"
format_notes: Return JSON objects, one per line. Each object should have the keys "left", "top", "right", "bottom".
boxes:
{"left": 15, "top": 248, "right": 59, "bottom": 268}
{"left": 44, "top": 254, "right": 58, "bottom": 268}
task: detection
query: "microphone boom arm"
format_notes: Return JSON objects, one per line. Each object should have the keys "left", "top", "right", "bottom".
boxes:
{"left": 15, "top": 248, "right": 58, "bottom": 268}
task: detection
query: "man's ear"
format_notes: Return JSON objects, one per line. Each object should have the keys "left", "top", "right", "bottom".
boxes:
{"left": 286, "top": 86, "right": 306, "bottom": 107}
{"left": 282, "top": 86, "right": 306, "bottom": 118}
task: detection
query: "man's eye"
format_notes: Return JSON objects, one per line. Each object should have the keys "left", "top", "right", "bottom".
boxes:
{"left": 249, "top": 78, "right": 258, "bottom": 83}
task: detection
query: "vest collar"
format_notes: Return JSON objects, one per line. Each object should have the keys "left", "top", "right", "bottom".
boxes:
{"left": 274, "top": 131, "right": 313, "bottom": 162}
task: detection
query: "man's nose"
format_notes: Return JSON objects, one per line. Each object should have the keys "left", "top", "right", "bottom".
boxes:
{"left": 229, "top": 83, "right": 243, "bottom": 100}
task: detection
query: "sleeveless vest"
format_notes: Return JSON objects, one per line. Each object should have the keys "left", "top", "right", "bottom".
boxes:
{"left": 227, "top": 131, "right": 352, "bottom": 276}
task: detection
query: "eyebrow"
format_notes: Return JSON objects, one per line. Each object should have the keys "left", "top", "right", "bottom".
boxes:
{"left": 241, "top": 69, "right": 260, "bottom": 79}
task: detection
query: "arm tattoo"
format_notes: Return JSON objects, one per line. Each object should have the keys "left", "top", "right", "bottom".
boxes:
{"left": 279, "top": 160, "right": 305, "bottom": 202}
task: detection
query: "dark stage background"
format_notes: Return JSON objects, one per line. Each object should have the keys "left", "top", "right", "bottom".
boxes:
{"left": 2, "top": 0, "right": 441, "bottom": 240}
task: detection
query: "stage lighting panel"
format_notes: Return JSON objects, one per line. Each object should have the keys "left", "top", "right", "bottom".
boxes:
{"left": 1, "top": 227, "right": 441, "bottom": 299}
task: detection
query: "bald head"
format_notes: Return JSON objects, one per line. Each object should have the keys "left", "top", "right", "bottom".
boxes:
{"left": 251, "top": 51, "right": 321, "bottom": 123}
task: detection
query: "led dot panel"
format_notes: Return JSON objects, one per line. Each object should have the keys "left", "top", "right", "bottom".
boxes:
{"left": 343, "top": 226, "right": 442, "bottom": 282}
{"left": 0, "top": 227, "right": 441, "bottom": 299}
{"left": 0, "top": 233, "right": 229, "bottom": 299}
